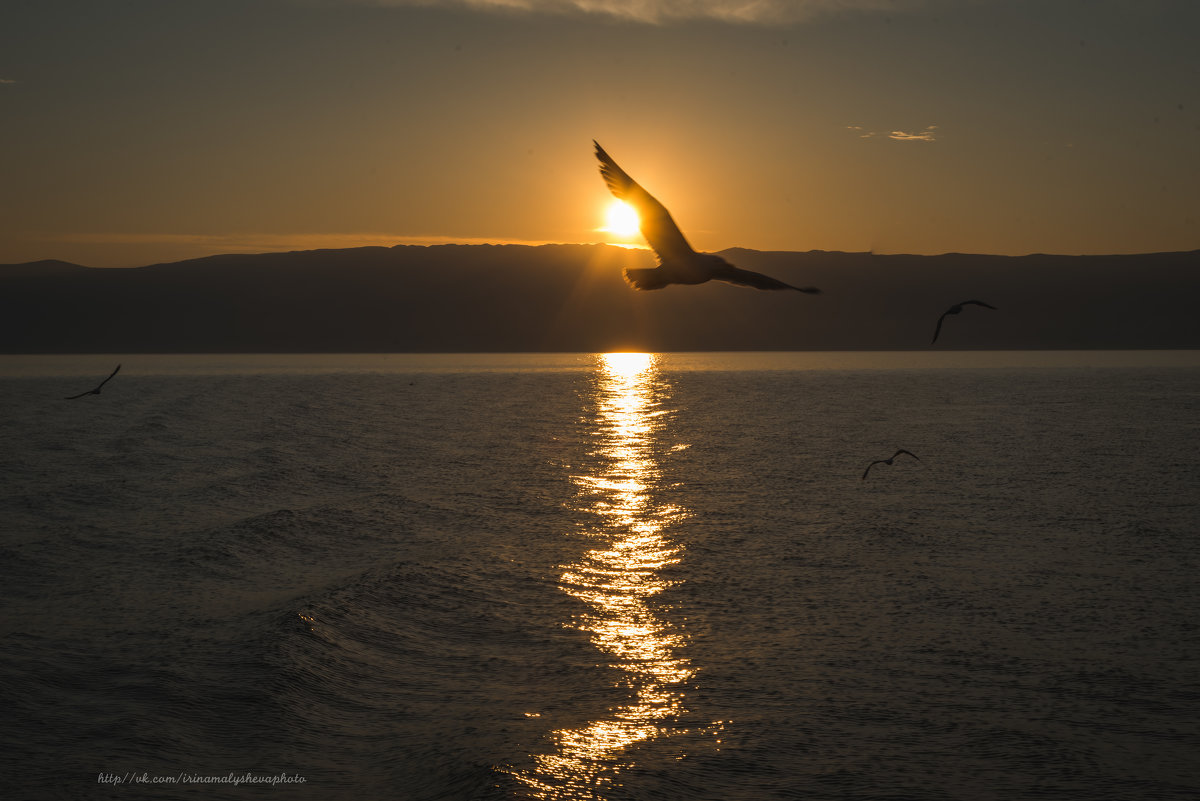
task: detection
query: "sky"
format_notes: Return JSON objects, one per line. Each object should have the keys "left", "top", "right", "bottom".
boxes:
{"left": 2, "top": 0, "right": 1197, "bottom": 267}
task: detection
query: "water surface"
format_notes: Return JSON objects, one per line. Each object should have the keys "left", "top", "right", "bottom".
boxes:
{"left": 1, "top": 352, "right": 1197, "bottom": 800}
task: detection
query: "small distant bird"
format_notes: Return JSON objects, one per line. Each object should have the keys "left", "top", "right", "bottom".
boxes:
{"left": 931, "top": 300, "right": 997, "bottom": 344}
{"left": 593, "top": 141, "right": 821, "bottom": 293}
{"left": 861, "top": 449, "right": 921, "bottom": 480}
{"left": 64, "top": 364, "right": 121, "bottom": 399}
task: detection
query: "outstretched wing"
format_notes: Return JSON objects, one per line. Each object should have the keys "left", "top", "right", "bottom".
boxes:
{"left": 930, "top": 312, "right": 949, "bottom": 344}
{"left": 711, "top": 263, "right": 821, "bottom": 292}
{"left": 861, "top": 460, "right": 883, "bottom": 480}
{"left": 894, "top": 449, "right": 920, "bottom": 461}
{"left": 961, "top": 300, "right": 997, "bottom": 310}
{"left": 594, "top": 141, "right": 694, "bottom": 263}
{"left": 96, "top": 364, "right": 121, "bottom": 389}
{"left": 65, "top": 363, "right": 121, "bottom": 399}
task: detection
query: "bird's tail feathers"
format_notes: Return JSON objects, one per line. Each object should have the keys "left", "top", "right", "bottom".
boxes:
{"left": 623, "top": 268, "right": 670, "bottom": 291}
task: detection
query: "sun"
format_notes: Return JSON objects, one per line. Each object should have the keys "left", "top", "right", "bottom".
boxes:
{"left": 604, "top": 200, "right": 641, "bottom": 237}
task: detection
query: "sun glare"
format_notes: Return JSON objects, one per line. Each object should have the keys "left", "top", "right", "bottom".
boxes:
{"left": 605, "top": 200, "right": 641, "bottom": 237}
{"left": 601, "top": 352, "right": 655, "bottom": 380}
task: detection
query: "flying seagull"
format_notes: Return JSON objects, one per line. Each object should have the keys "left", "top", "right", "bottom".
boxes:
{"left": 931, "top": 300, "right": 997, "bottom": 344}
{"left": 64, "top": 364, "right": 121, "bottom": 399}
{"left": 861, "top": 448, "right": 921, "bottom": 480}
{"left": 594, "top": 141, "right": 820, "bottom": 293}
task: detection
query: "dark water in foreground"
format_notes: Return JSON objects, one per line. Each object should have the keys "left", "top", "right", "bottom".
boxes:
{"left": 1, "top": 352, "right": 1198, "bottom": 800}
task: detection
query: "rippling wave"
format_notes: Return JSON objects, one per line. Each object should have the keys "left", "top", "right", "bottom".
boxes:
{"left": 1, "top": 355, "right": 1198, "bottom": 800}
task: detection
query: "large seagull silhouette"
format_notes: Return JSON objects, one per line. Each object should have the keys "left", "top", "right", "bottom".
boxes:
{"left": 594, "top": 141, "right": 820, "bottom": 293}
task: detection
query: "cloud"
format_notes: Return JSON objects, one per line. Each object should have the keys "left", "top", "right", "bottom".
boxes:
{"left": 52, "top": 231, "right": 565, "bottom": 251}
{"left": 849, "top": 124, "right": 937, "bottom": 142}
{"left": 0, "top": 78, "right": 17, "bottom": 85}
{"left": 888, "top": 125, "right": 938, "bottom": 141}
{"left": 341, "top": 0, "right": 930, "bottom": 25}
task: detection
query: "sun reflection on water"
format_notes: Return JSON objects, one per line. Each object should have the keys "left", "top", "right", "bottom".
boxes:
{"left": 512, "top": 352, "right": 696, "bottom": 799}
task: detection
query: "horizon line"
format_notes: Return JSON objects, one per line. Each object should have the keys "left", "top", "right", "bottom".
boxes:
{"left": 5, "top": 237, "right": 1198, "bottom": 270}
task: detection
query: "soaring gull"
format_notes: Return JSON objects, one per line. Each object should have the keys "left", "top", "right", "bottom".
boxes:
{"left": 594, "top": 141, "right": 820, "bottom": 293}
{"left": 861, "top": 448, "right": 921, "bottom": 480}
{"left": 931, "top": 300, "right": 997, "bottom": 344}
{"left": 64, "top": 364, "right": 121, "bottom": 400}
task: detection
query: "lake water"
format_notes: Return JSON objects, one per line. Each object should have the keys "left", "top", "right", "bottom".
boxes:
{"left": 1, "top": 352, "right": 1198, "bottom": 800}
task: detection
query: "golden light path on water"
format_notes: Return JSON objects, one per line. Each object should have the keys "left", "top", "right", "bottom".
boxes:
{"left": 514, "top": 352, "right": 697, "bottom": 799}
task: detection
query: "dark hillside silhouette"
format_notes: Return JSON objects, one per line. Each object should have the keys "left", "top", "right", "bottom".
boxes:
{"left": 1, "top": 244, "right": 1197, "bottom": 352}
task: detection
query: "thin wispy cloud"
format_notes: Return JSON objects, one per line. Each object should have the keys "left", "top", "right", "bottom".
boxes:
{"left": 889, "top": 125, "right": 938, "bottom": 141}
{"left": 341, "top": 0, "right": 932, "bottom": 25}
{"left": 0, "top": 78, "right": 17, "bottom": 85}
{"left": 848, "top": 124, "right": 938, "bottom": 142}
{"left": 52, "top": 232, "right": 564, "bottom": 252}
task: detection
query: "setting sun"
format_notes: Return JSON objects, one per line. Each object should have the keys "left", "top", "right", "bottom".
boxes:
{"left": 605, "top": 200, "right": 641, "bottom": 238}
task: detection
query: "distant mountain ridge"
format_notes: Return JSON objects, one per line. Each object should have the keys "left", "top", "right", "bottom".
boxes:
{"left": 2, "top": 244, "right": 1198, "bottom": 352}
